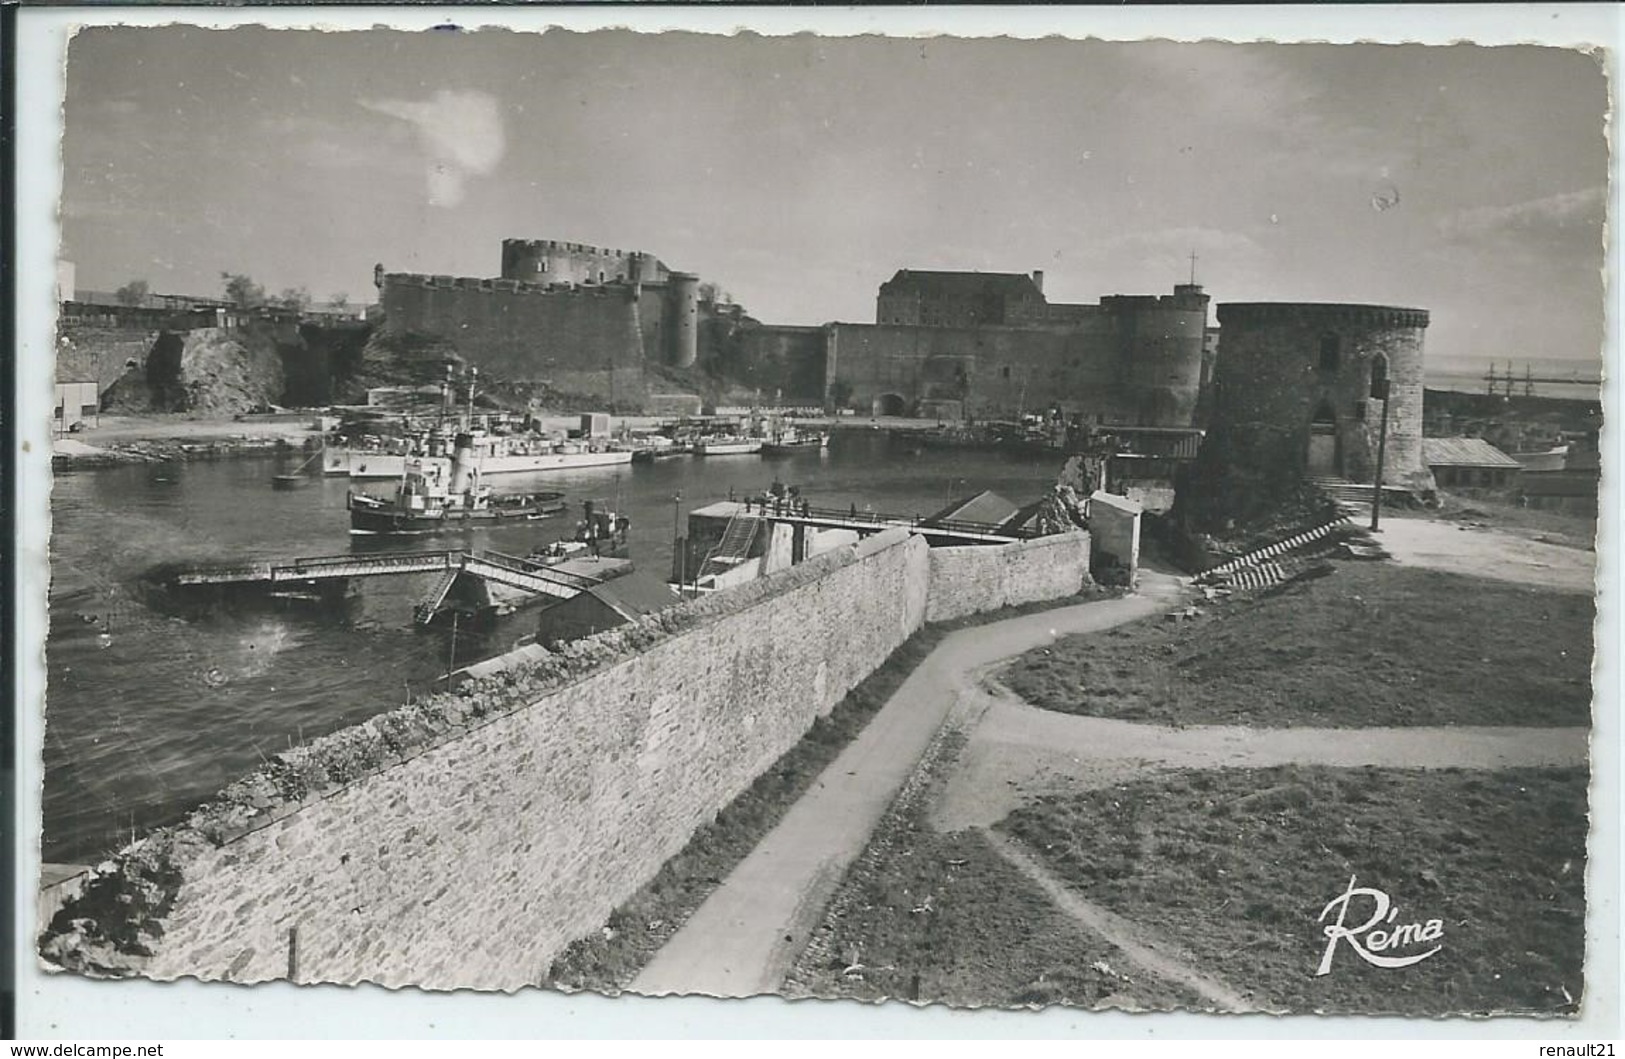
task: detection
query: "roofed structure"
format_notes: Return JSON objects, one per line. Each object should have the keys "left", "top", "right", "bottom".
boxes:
{"left": 1421, "top": 437, "right": 1522, "bottom": 469}
{"left": 1422, "top": 437, "right": 1521, "bottom": 490}
{"left": 876, "top": 270, "right": 1047, "bottom": 327}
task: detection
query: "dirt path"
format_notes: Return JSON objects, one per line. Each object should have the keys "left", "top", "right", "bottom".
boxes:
{"left": 1375, "top": 517, "right": 1595, "bottom": 593}
{"left": 628, "top": 572, "right": 1191, "bottom": 998}
{"left": 935, "top": 696, "right": 1590, "bottom": 830}
{"left": 982, "top": 831, "right": 1268, "bottom": 1014}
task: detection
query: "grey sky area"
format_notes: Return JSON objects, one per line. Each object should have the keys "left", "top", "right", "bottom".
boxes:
{"left": 61, "top": 26, "right": 1607, "bottom": 370}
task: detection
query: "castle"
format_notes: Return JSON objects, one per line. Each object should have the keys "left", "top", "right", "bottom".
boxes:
{"left": 376, "top": 239, "right": 705, "bottom": 409}
{"left": 825, "top": 271, "right": 1211, "bottom": 424}
{"left": 376, "top": 238, "right": 1215, "bottom": 426}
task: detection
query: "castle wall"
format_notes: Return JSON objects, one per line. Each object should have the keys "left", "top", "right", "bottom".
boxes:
{"left": 827, "top": 288, "right": 1207, "bottom": 425}
{"left": 379, "top": 274, "right": 649, "bottom": 406}
{"left": 827, "top": 322, "right": 1134, "bottom": 422}
{"left": 736, "top": 325, "right": 829, "bottom": 403}
{"left": 43, "top": 526, "right": 1104, "bottom": 990}
{"left": 1192, "top": 302, "right": 1432, "bottom": 522}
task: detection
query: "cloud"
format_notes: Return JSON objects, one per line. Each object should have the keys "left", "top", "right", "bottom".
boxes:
{"left": 360, "top": 89, "right": 506, "bottom": 207}
{"left": 1438, "top": 186, "right": 1605, "bottom": 244}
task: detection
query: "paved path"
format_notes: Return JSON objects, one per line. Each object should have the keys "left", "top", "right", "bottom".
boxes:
{"left": 629, "top": 572, "right": 1190, "bottom": 998}
{"left": 1376, "top": 517, "right": 1596, "bottom": 593}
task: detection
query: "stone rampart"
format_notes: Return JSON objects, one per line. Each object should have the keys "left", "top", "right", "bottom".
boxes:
{"left": 41, "top": 525, "right": 1098, "bottom": 990}
{"left": 43, "top": 529, "right": 931, "bottom": 989}
{"left": 924, "top": 530, "right": 1091, "bottom": 623}
{"left": 378, "top": 272, "right": 649, "bottom": 404}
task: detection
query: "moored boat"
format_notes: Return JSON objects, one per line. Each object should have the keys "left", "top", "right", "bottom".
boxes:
{"left": 694, "top": 435, "right": 763, "bottom": 456}
{"left": 347, "top": 437, "right": 566, "bottom": 536}
{"left": 759, "top": 425, "right": 829, "bottom": 456}
{"left": 526, "top": 499, "right": 632, "bottom": 563}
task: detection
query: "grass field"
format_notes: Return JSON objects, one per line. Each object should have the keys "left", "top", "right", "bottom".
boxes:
{"left": 999, "top": 765, "right": 1588, "bottom": 1016}
{"left": 1002, "top": 562, "right": 1594, "bottom": 728}
{"left": 786, "top": 734, "right": 1204, "bottom": 1010}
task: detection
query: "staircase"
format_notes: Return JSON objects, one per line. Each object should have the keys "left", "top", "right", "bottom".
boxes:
{"left": 700, "top": 510, "right": 761, "bottom": 578}
{"left": 1307, "top": 475, "right": 1415, "bottom": 518}
{"left": 414, "top": 568, "right": 461, "bottom": 626}
{"left": 1307, "top": 475, "right": 1374, "bottom": 514}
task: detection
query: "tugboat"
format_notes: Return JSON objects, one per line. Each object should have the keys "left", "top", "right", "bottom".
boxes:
{"left": 347, "top": 433, "right": 565, "bottom": 536}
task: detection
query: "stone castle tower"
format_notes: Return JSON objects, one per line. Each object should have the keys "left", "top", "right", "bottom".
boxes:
{"left": 1187, "top": 301, "right": 1433, "bottom": 524}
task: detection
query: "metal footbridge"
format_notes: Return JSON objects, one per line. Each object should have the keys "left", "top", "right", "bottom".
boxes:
{"left": 729, "top": 501, "right": 1038, "bottom": 544}
{"left": 166, "top": 549, "right": 603, "bottom": 624}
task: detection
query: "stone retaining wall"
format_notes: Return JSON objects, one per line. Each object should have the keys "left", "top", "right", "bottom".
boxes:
{"left": 42, "top": 525, "right": 1096, "bottom": 990}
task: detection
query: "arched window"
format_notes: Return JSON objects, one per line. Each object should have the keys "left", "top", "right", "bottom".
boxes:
{"left": 1370, "top": 354, "right": 1389, "bottom": 398}
{"left": 1319, "top": 334, "right": 1341, "bottom": 372}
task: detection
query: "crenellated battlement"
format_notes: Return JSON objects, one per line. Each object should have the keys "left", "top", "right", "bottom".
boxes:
{"left": 1217, "top": 302, "right": 1430, "bottom": 330}
{"left": 381, "top": 272, "right": 636, "bottom": 296}
{"left": 501, "top": 239, "right": 642, "bottom": 258}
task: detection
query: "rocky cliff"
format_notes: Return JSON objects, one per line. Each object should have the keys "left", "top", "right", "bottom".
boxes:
{"left": 101, "top": 326, "right": 285, "bottom": 416}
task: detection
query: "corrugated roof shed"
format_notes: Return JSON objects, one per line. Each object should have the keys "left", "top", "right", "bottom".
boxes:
{"left": 1422, "top": 437, "right": 1522, "bottom": 469}
{"left": 588, "top": 570, "right": 680, "bottom": 621}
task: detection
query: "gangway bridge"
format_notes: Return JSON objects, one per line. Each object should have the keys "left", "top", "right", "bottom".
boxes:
{"left": 728, "top": 500, "right": 1039, "bottom": 545}
{"left": 164, "top": 548, "right": 604, "bottom": 625}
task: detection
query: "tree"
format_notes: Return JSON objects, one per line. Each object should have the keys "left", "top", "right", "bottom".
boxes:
{"left": 329, "top": 292, "right": 350, "bottom": 310}
{"left": 220, "top": 272, "right": 265, "bottom": 308}
{"left": 115, "top": 279, "right": 149, "bottom": 306}
{"left": 275, "top": 286, "right": 312, "bottom": 311}
{"left": 698, "top": 281, "right": 733, "bottom": 307}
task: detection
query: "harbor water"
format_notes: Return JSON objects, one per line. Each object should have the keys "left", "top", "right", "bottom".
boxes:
{"left": 41, "top": 432, "right": 1065, "bottom": 863}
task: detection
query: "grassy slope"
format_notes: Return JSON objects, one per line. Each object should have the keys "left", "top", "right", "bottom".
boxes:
{"left": 1003, "top": 562, "right": 1594, "bottom": 728}
{"left": 1000, "top": 765, "right": 1587, "bottom": 1016}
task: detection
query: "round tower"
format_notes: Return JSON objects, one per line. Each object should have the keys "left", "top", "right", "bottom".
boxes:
{"left": 667, "top": 271, "right": 700, "bottom": 369}
{"left": 500, "top": 239, "right": 551, "bottom": 283}
{"left": 1102, "top": 284, "right": 1210, "bottom": 426}
{"left": 1191, "top": 302, "right": 1432, "bottom": 523}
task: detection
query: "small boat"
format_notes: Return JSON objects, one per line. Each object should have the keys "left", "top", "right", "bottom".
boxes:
{"left": 272, "top": 448, "right": 323, "bottom": 489}
{"left": 760, "top": 425, "right": 829, "bottom": 456}
{"left": 347, "top": 435, "right": 565, "bottom": 536}
{"left": 694, "top": 435, "right": 764, "bottom": 456}
{"left": 527, "top": 500, "right": 631, "bottom": 563}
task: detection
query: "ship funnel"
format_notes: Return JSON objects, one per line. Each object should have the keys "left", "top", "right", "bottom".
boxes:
{"left": 450, "top": 431, "right": 478, "bottom": 494}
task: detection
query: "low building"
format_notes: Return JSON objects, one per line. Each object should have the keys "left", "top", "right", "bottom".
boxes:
{"left": 1422, "top": 437, "right": 1523, "bottom": 490}
{"left": 53, "top": 381, "right": 99, "bottom": 433}
{"left": 534, "top": 570, "right": 680, "bottom": 646}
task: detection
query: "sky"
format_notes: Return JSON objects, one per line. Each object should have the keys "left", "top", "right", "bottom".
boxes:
{"left": 59, "top": 26, "right": 1609, "bottom": 372}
